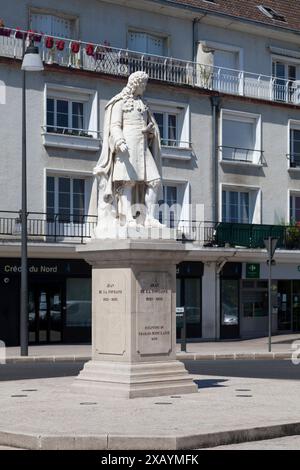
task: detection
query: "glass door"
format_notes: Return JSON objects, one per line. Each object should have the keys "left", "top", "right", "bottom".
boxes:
{"left": 28, "top": 283, "right": 63, "bottom": 344}
{"left": 220, "top": 279, "right": 240, "bottom": 339}
{"left": 277, "top": 281, "right": 292, "bottom": 331}
{"left": 292, "top": 281, "right": 300, "bottom": 332}
{"left": 176, "top": 277, "right": 202, "bottom": 340}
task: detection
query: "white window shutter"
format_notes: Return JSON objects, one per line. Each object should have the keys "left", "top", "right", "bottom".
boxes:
{"left": 31, "top": 13, "right": 52, "bottom": 34}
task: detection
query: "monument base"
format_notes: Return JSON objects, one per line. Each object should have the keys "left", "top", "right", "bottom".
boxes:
{"left": 75, "top": 360, "right": 198, "bottom": 398}
{"left": 76, "top": 239, "right": 197, "bottom": 398}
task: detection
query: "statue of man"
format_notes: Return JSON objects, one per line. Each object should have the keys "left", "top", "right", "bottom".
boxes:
{"left": 93, "top": 71, "right": 164, "bottom": 232}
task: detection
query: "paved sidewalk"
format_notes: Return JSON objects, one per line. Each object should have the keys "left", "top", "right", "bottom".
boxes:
{"left": 4, "top": 333, "right": 300, "bottom": 362}
{"left": 0, "top": 373, "right": 300, "bottom": 449}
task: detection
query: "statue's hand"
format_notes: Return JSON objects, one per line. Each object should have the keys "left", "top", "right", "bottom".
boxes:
{"left": 93, "top": 166, "right": 103, "bottom": 176}
{"left": 119, "top": 142, "right": 129, "bottom": 153}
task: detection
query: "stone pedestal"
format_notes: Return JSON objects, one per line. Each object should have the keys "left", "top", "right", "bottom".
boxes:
{"left": 75, "top": 239, "right": 198, "bottom": 398}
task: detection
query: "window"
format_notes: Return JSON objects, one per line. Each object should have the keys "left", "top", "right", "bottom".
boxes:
{"left": 154, "top": 112, "right": 178, "bottom": 146}
{"left": 47, "top": 176, "right": 85, "bottom": 223}
{"left": 128, "top": 31, "right": 166, "bottom": 55}
{"left": 66, "top": 278, "right": 91, "bottom": 327}
{"left": 221, "top": 111, "right": 261, "bottom": 164}
{"left": 272, "top": 61, "right": 296, "bottom": 102}
{"left": 222, "top": 190, "right": 250, "bottom": 223}
{"left": 258, "top": 6, "right": 286, "bottom": 22}
{"left": 289, "top": 123, "right": 300, "bottom": 168}
{"left": 290, "top": 194, "right": 300, "bottom": 223}
{"left": 221, "top": 279, "right": 239, "bottom": 326}
{"left": 47, "top": 98, "right": 84, "bottom": 135}
{"left": 159, "top": 185, "right": 178, "bottom": 228}
{"left": 31, "top": 12, "right": 73, "bottom": 37}
{"left": 242, "top": 280, "right": 268, "bottom": 318}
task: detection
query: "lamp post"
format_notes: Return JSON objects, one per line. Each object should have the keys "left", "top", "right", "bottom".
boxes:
{"left": 20, "top": 38, "right": 44, "bottom": 356}
{"left": 264, "top": 237, "right": 278, "bottom": 353}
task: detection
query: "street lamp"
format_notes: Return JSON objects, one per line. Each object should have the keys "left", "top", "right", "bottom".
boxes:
{"left": 264, "top": 236, "right": 278, "bottom": 353}
{"left": 20, "top": 38, "right": 44, "bottom": 356}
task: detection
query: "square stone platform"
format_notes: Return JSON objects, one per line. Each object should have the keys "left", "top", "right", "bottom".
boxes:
{"left": 75, "top": 239, "right": 197, "bottom": 398}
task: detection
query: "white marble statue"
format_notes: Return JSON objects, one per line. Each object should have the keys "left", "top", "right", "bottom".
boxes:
{"left": 93, "top": 71, "right": 164, "bottom": 236}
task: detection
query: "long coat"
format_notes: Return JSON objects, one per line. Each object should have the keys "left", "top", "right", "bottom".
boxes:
{"left": 94, "top": 95, "right": 162, "bottom": 205}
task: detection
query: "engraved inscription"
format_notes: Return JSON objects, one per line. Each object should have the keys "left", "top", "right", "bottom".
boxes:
{"left": 137, "top": 271, "right": 172, "bottom": 355}
{"left": 94, "top": 270, "right": 126, "bottom": 355}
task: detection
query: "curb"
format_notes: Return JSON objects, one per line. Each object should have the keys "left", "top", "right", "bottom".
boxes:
{"left": 4, "top": 352, "right": 293, "bottom": 363}
{"left": 0, "top": 422, "right": 300, "bottom": 450}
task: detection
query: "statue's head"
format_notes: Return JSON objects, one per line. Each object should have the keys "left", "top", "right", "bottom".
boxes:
{"left": 126, "top": 71, "right": 148, "bottom": 97}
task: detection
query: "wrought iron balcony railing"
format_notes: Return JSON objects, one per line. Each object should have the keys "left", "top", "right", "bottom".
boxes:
{"left": 287, "top": 153, "right": 300, "bottom": 168}
{"left": 1, "top": 27, "right": 300, "bottom": 106}
{"left": 219, "top": 146, "right": 264, "bottom": 164}
{"left": 0, "top": 211, "right": 97, "bottom": 244}
{"left": 0, "top": 211, "right": 300, "bottom": 250}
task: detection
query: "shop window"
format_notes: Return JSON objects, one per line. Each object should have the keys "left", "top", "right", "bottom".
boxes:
{"left": 47, "top": 176, "right": 85, "bottom": 223}
{"left": 221, "top": 279, "right": 239, "bottom": 326}
{"left": 66, "top": 278, "right": 91, "bottom": 327}
{"left": 242, "top": 280, "right": 268, "bottom": 318}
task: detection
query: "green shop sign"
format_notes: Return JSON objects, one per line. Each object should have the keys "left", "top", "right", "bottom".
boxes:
{"left": 246, "top": 263, "right": 260, "bottom": 279}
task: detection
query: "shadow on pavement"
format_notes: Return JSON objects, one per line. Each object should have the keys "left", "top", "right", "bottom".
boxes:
{"left": 0, "top": 362, "right": 85, "bottom": 381}
{"left": 194, "top": 378, "right": 228, "bottom": 389}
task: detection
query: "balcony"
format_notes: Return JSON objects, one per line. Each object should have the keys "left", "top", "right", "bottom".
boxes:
{"left": 287, "top": 154, "right": 300, "bottom": 169}
{"left": 219, "top": 146, "right": 264, "bottom": 166}
{"left": 1, "top": 211, "right": 300, "bottom": 250}
{"left": 41, "top": 126, "right": 102, "bottom": 151}
{"left": 1, "top": 27, "right": 300, "bottom": 106}
{"left": 0, "top": 211, "right": 97, "bottom": 244}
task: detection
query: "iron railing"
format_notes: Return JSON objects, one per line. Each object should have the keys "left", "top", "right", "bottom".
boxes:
{"left": 0, "top": 211, "right": 300, "bottom": 249}
{"left": 1, "top": 27, "right": 300, "bottom": 106}
{"left": 219, "top": 146, "right": 264, "bottom": 164}
{"left": 0, "top": 211, "right": 97, "bottom": 244}
{"left": 287, "top": 153, "right": 300, "bottom": 168}
{"left": 41, "top": 125, "right": 101, "bottom": 140}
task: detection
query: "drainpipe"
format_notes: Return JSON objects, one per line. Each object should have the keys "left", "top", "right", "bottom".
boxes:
{"left": 192, "top": 18, "right": 200, "bottom": 62}
{"left": 211, "top": 96, "right": 221, "bottom": 224}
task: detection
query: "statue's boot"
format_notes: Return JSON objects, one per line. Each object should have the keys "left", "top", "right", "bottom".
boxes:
{"left": 144, "top": 185, "right": 165, "bottom": 228}
{"left": 120, "top": 185, "right": 136, "bottom": 226}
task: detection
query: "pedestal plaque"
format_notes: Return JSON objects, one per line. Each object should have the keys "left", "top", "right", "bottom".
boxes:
{"left": 75, "top": 239, "right": 198, "bottom": 398}
{"left": 137, "top": 271, "right": 172, "bottom": 355}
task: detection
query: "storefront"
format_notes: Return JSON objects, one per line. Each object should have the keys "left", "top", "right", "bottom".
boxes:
{"left": 0, "top": 258, "right": 204, "bottom": 347}
{"left": 220, "top": 261, "right": 300, "bottom": 340}
{"left": 0, "top": 258, "right": 91, "bottom": 346}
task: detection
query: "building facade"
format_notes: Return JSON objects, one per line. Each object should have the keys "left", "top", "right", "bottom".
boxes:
{"left": 1, "top": 0, "right": 300, "bottom": 345}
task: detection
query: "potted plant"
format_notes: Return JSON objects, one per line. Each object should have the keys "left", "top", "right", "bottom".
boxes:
{"left": 0, "top": 20, "right": 11, "bottom": 37}
{"left": 86, "top": 43, "right": 95, "bottom": 57}
{"left": 285, "top": 221, "right": 300, "bottom": 249}
{"left": 28, "top": 29, "right": 42, "bottom": 42}
{"left": 15, "top": 27, "right": 27, "bottom": 40}
{"left": 56, "top": 39, "right": 65, "bottom": 51}
{"left": 71, "top": 41, "right": 80, "bottom": 54}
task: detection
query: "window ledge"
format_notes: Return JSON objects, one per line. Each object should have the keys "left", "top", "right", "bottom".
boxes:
{"left": 42, "top": 131, "right": 101, "bottom": 152}
{"left": 220, "top": 159, "right": 263, "bottom": 168}
{"left": 161, "top": 146, "right": 193, "bottom": 161}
